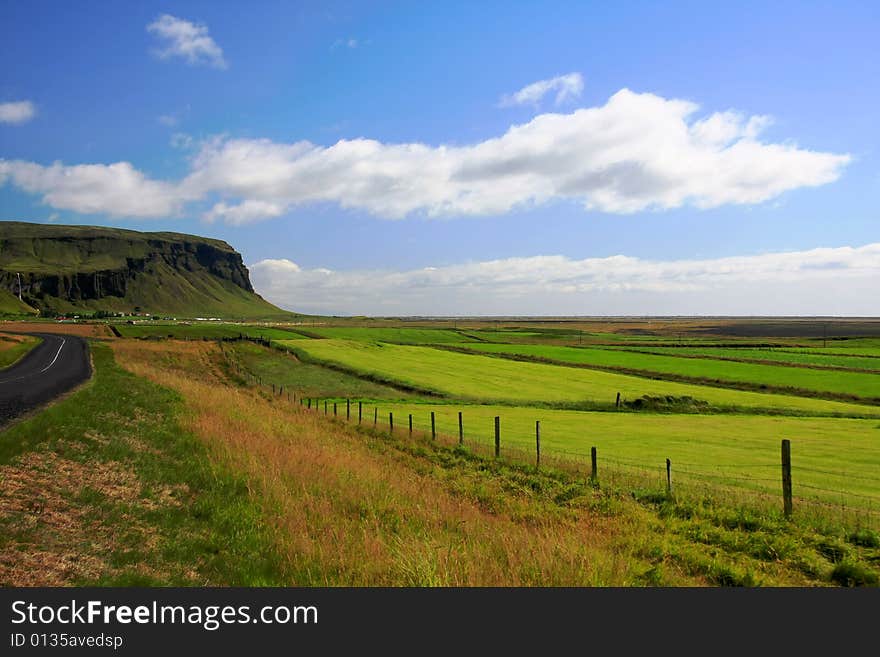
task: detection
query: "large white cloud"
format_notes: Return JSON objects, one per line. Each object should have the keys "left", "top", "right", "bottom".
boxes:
{"left": 499, "top": 73, "right": 584, "bottom": 107}
{"left": 0, "top": 101, "right": 36, "bottom": 125}
{"left": 147, "top": 14, "right": 227, "bottom": 69}
{"left": 249, "top": 243, "right": 880, "bottom": 316}
{"left": 181, "top": 89, "right": 850, "bottom": 219}
{"left": 0, "top": 89, "right": 850, "bottom": 221}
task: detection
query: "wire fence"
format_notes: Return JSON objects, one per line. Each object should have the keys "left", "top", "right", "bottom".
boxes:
{"left": 225, "top": 350, "right": 880, "bottom": 532}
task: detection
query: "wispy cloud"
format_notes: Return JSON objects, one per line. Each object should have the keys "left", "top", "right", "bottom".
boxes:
{"left": 157, "top": 114, "right": 179, "bottom": 127}
{"left": 499, "top": 73, "right": 584, "bottom": 107}
{"left": 332, "top": 37, "right": 363, "bottom": 50}
{"left": 249, "top": 243, "right": 880, "bottom": 316}
{"left": 203, "top": 200, "right": 285, "bottom": 225}
{"left": 147, "top": 14, "right": 227, "bottom": 69}
{"left": 0, "top": 100, "right": 36, "bottom": 125}
{"left": 0, "top": 89, "right": 850, "bottom": 221}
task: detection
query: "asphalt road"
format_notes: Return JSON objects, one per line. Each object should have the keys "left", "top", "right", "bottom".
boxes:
{"left": 0, "top": 333, "right": 92, "bottom": 428}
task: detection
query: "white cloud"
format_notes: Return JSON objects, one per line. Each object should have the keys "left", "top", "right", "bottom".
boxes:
{"left": 332, "top": 37, "right": 361, "bottom": 49}
{"left": 0, "top": 89, "right": 851, "bottom": 222}
{"left": 249, "top": 243, "right": 880, "bottom": 316}
{"left": 499, "top": 73, "right": 584, "bottom": 107}
{"left": 181, "top": 89, "right": 849, "bottom": 220}
{"left": 203, "top": 199, "right": 286, "bottom": 225}
{"left": 0, "top": 101, "right": 36, "bottom": 125}
{"left": 0, "top": 159, "right": 192, "bottom": 218}
{"left": 170, "top": 133, "right": 194, "bottom": 149}
{"left": 147, "top": 14, "right": 227, "bottom": 69}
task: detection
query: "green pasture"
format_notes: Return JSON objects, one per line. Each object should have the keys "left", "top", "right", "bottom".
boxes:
{"left": 282, "top": 340, "right": 880, "bottom": 417}
{"left": 296, "top": 326, "right": 477, "bottom": 343}
{"left": 460, "top": 343, "right": 880, "bottom": 399}
{"left": 610, "top": 346, "right": 880, "bottom": 371}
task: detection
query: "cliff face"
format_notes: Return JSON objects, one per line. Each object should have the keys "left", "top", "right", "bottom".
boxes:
{"left": 0, "top": 222, "right": 285, "bottom": 317}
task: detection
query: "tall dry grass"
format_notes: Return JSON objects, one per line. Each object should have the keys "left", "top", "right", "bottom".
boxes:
{"left": 111, "top": 339, "right": 689, "bottom": 586}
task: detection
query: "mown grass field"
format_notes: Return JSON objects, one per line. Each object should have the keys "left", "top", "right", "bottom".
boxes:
{"left": 610, "top": 346, "right": 880, "bottom": 371}
{"left": 457, "top": 343, "right": 880, "bottom": 400}
{"left": 0, "top": 333, "right": 39, "bottom": 369}
{"left": 283, "top": 339, "right": 880, "bottom": 417}
{"left": 297, "top": 326, "right": 478, "bottom": 343}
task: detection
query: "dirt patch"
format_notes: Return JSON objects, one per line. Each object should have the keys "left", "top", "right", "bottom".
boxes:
{"left": 0, "top": 321, "right": 112, "bottom": 338}
{"left": 0, "top": 448, "right": 177, "bottom": 586}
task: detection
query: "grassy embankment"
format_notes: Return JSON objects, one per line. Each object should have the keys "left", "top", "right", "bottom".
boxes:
{"left": 0, "top": 333, "right": 40, "bottom": 369}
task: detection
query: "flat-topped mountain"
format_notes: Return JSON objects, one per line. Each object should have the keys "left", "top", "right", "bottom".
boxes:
{"left": 0, "top": 221, "right": 290, "bottom": 318}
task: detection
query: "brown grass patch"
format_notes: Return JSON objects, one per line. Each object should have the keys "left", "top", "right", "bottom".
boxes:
{"left": 0, "top": 321, "right": 112, "bottom": 338}
{"left": 0, "top": 447, "right": 178, "bottom": 586}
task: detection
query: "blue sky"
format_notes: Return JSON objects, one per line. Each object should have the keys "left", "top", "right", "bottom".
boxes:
{"left": 1, "top": 1, "right": 878, "bottom": 315}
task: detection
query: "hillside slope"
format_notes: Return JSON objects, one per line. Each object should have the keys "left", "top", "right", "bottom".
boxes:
{"left": 0, "top": 221, "right": 291, "bottom": 318}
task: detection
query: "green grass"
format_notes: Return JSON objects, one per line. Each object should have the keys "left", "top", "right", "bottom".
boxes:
{"left": 283, "top": 339, "right": 880, "bottom": 417}
{"left": 0, "top": 289, "right": 38, "bottom": 315}
{"left": 114, "top": 323, "right": 309, "bottom": 341}
{"left": 298, "top": 326, "right": 478, "bottom": 343}
{"left": 801, "top": 347, "right": 880, "bottom": 358}
{"left": 0, "top": 334, "right": 40, "bottom": 369}
{"left": 227, "top": 341, "right": 422, "bottom": 400}
{"left": 610, "top": 346, "right": 880, "bottom": 371}
{"left": 459, "top": 343, "right": 880, "bottom": 400}
{"left": 0, "top": 342, "right": 287, "bottom": 585}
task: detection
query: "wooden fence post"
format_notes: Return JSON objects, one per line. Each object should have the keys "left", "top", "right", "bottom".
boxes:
{"left": 458, "top": 411, "right": 463, "bottom": 445}
{"left": 494, "top": 416, "right": 500, "bottom": 458}
{"left": 591, "top": 446, "right": 597, "bottom": 483}
{"left": 334, "top": 402, "right": 337, "bottom": 416}
{"left": 347, "top": 399, "right": 351, "bottom": 420}
{"left": 389, "top": 412, "right": 393, "bottom": 434}
{"left": 324, "top": 400, "right": 328, "bottom": 415}
{"left": 307, "top": 398, "right": 311, "bottom": 410}
{"left": 374, "top": 407, "right": 378, "bottom": 426}
{"left": 408, "top": 414, "right": 413, "bottom": 437}
{"left": 535, "top": 420, "right": 541, "bottom": 468}
{"left": 781, "top": 439, "right": 793, "bottom": 518}
{"left": 358, "top": 401, "right": 362, "bottom": 424}
{"left": 666, "top": 458, "right": 672, "bottom": 494}
{"left": 431, "top": 412, "right": 436, "bottom": 440}
{"left": 615, "top": 392, "right": 621, "bottom": 408}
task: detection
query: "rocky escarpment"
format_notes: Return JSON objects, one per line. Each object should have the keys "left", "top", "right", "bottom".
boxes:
{"left": 0, "top": 222, "right": 284, "bottom": 317}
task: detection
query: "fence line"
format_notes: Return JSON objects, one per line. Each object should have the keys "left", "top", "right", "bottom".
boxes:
{"left": 233, "top": 364, "right": 880, "bottom": 528}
